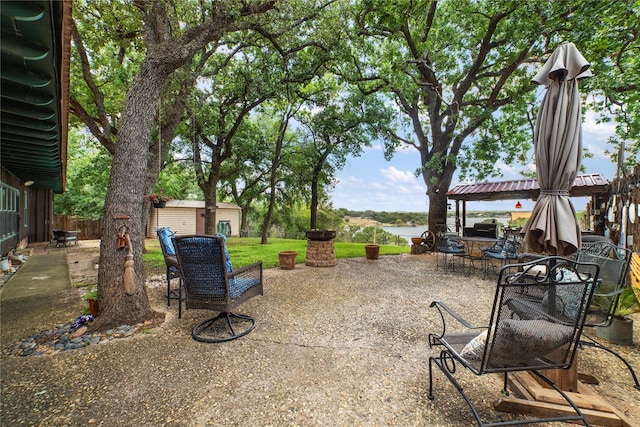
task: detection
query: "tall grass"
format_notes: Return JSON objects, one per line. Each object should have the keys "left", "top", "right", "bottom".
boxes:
{"left": 143, "top": 237, "right": 410, "bottom": 275}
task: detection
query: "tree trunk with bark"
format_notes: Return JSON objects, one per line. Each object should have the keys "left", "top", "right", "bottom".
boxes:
{"left": 203, "top": 181, "right": 219, "bottom": 235}
{"left": 261, "top": 109, "right": 290, "bottom": 244}
{"left": 421, "top": 137, "right": 456, "bottom": 234}
{"left": 93, "top": 61, "right": 170, "bottom": 331}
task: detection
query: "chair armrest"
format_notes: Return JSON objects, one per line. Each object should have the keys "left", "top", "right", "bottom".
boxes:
{"left": 430, "top": 301, "right": 484, "bottom": 330}
{"left": 429, "top": 301, "right": 487, "bottom": 355}
{"left": 229, "top": 261, "right": 263, "bottom": 280}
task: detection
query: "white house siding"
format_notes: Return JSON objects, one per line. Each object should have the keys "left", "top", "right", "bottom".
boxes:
{"left": 215, "top": 204, "right": 241, "bottom": 236}
{"left": 146, "top": 200, "right": 241, "bottom": 238}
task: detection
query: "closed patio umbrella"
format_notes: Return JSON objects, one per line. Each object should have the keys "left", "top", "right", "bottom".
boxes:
{"left": 522, "top": 42, "right": 592, "bottom": 256}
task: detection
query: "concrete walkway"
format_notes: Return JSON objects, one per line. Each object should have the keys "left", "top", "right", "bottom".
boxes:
{"left": 0, "top": 244, "right": 83, "bottom": 344}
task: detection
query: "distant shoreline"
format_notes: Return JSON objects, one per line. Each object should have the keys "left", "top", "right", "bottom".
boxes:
{"left": 344, "top": 211, "right": 521, "bottom": 228}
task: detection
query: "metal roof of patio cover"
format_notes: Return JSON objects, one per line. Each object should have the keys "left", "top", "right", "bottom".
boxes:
{"left": 446, "top": 173, "right": 609, "bottom": 202}
{"left": 1, "top": 0, "right": 71, "bottom": 193}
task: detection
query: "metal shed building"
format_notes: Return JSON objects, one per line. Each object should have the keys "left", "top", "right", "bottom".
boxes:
{"left": 146, "top": 200, "right": 241, "bottom": 238}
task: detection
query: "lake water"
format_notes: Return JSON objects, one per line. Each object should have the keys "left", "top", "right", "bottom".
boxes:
{"left": 382, "top": 216, "right": 511, "bottom": 244}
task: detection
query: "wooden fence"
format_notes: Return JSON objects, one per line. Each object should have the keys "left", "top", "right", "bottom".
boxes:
{"left": 53, "top": 215, "right": 102, "bottom": 240}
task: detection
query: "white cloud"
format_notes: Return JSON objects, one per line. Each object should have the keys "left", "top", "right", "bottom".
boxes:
{"left": 380, "top": 166, "right": 416, "bottom": 183}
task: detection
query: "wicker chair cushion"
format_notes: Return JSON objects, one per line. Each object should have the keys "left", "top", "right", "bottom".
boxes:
{"left": 461, "top": 319, "right": 573, "bottom": 364}
{"left": 159, "top": 228, "right": 176, "bottom": 255}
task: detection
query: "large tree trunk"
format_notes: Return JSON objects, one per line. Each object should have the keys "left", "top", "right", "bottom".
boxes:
{"left": 239, "top": 205, "right": 249, "bottom": 236}
{"left": 203, "top": 181, "right": 218, "bottom": 235}
{"left": 261, "top": 110, "right": 290, "bottom": 244}
{"left": 421, "top": 140, "right": 456, "bottom": 235}
{"left": 92, "top": 62, "right": 170, "bottom": 331}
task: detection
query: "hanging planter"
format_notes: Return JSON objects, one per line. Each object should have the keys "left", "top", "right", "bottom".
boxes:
{"left": 146, "top": 188, "right": 172, "bottom": 209}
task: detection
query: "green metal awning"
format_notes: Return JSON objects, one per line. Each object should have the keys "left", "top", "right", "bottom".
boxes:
{"left": 0, "top": 0, "right": 71, "bottom": 193}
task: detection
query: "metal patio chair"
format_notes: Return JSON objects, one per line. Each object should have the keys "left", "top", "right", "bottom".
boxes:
{"left": 507, "top": 241, "right": 638, "bottom": 390}
{"left": 481, "top": 236, "right": 520, "bottom": 275}
{"left": 435, "top": 236, "right": 465, "bottom": 274}
{"left": 572, "top": 241, "right": 638, "bottom": 390}
{"left": 428, "top": 256, "right": 600, "bottom": 426}
{"left": 172, "top": 234, "right": 263, "bottom": 343}
{"left": 157, "top": 227, "right": 182, "bottom": 317}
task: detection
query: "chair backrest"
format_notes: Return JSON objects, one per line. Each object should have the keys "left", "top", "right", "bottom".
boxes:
{"left": 436, "top": 236, "right": 464, "bottom": 253}
{"left": 500, "top": 236, "right": 520, "bottom": 259}
{"left": 479, "top": 256, "right": 599, "bottom": 374}
{"left": 575, "top": 240, "right": 632, "bottom": 327}
{"left": 172, "top": 235, "right": 230, "bottom": 311}
{"left": 157, "top": 227, "right": 176, "bottom": 258}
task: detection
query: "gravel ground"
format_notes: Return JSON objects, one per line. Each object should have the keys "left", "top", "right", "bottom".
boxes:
{"left": 1, "top": 248, "right": 639, "bottom": 426}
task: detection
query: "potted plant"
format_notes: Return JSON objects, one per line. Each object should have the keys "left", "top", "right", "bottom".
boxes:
{"left": 145, "top": 188, "right": 172, "bottom": 208}
{"left": 595, "top": 288, "right": 639, "bottom": 345}
{"left": 82, "top": 287, "right": 100, "bottom": 317}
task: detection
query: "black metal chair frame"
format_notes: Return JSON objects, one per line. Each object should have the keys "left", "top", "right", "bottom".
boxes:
{"left": 511, "top": 242, "right": 639, "bottom": 391}
{"left": 435, "top": 236, "right": 465, "bottom": 274}
{"left": 156, "top": 227, "right": 182, "bottom": 317}
{"left": 574, "top": 241, "right": 639, "bottom": 390}
{"left": 428, "top": 256, "right": 600, "bottom": 426}
{"left": 172, "top": 234, "right": 263, "bottom": 343}
{"left": 481, "top": 236, "right": 520, "bottom": 276}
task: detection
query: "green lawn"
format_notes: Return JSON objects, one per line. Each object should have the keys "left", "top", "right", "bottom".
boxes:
{"left": 144, "top": 237, "right": 410, "bottom": 275}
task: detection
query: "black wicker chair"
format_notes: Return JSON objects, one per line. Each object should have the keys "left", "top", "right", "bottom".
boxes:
{"left": 157, "top": 227, "right": 182, "bottom": 317}
{"left": 172, "top": 235, "right": 263, "bottom": 343}
{"left": 428, "top": 256, "right": 600, "bottom": 426}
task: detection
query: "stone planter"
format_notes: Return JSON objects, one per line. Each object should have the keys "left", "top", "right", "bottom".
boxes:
{"left": 278, "top": 251, "right": 297, "bottom": 270}
{"left": 365, "top": 244, "right": 380, "bottom": 260}
{"left": 595, "top": 317, "right": 634, "bottom": 345}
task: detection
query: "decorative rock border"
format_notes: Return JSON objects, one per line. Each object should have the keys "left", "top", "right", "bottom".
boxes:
{"left": 2, "top": 315, "right": 145, "bottom": 357}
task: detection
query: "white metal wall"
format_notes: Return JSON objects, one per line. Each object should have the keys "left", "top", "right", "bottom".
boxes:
{"left": 147, "top": 204, "right": 240, "bottom": 238}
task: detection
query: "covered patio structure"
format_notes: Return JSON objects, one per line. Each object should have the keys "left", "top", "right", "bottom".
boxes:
{"left": 446, "top": 173, "right": 610, "bottom": 235}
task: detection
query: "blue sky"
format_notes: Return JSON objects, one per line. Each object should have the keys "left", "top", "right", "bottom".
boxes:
{"left": 330, "top": 110, "right": 620, "bottom": 213}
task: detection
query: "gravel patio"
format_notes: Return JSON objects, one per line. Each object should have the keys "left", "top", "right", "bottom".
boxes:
{"left": 1, "top": 244, "right": 639, "bottom": 426}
